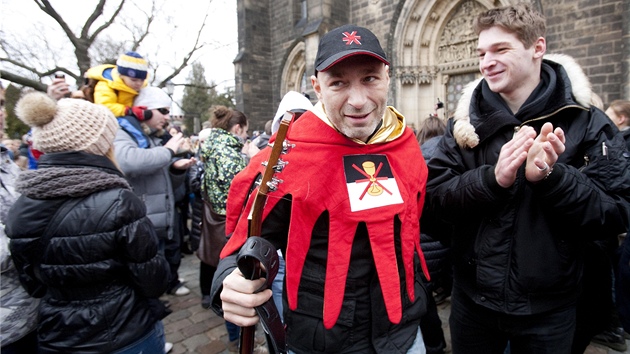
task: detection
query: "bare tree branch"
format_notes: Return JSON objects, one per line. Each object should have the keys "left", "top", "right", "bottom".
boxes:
{"left": 2, "top": 0, "right": 222, "bottom": 94}
{"left": 82, "top": 0, "right": 119, "bottom": 41}
{"left": 34, "top": 0, "right": 79, "bottom": 43}
{"left": 0, "top": 70, "right": 47, "bottom": 91}
{"left": 156, "top": 11, "right": 209, "bottom": 88}
{"left": 129, "top": 1, "right": 156, "bottom": 51}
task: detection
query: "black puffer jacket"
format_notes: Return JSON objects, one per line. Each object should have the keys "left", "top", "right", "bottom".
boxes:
{"left": 425, "top": 55, "right": 630, "bottom": 315}
{"left": 188, "top": 160, "right": 204, "bottom": 251}
{"left": 6, "top": 152, "right": 170, "bottom": 353}
{"left": 420, "top": 136, "right": 452, "bottom": 292}
{"left": 622, "top": 128, "right": 630, "bottom": 151}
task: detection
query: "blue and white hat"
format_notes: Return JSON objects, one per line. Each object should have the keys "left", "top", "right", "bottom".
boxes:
{"left": 116, "top": 51, "right": 148, "bottom": 80}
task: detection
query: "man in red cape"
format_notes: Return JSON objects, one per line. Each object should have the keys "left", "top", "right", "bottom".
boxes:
{"left": 210, "top": 24, "right": 430, "bottom": 353}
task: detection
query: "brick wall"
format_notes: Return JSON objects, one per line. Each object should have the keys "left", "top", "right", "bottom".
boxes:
{"left": 234, "top": 0, "right": 273, "bottom": 129}
{"left": 542, "top": 0, "right": 625, "bottom": 104}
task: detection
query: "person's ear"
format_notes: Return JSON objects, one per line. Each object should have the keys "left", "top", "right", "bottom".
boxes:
{"left": 230, "top": 124, "right": 242, "bottom": 136}
{"left": 311, "top": 75, "right": 323, "bottom": 101}
{"left": 533, "top": 37, "right": 546, "bottom": 59}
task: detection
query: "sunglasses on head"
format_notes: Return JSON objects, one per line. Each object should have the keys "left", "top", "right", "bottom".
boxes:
{"left": 157, "top": 108, "right": 170, "bottom": 115}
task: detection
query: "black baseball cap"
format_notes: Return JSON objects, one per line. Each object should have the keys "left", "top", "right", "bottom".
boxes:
{"left": 314, "top": 24, "right": 389, "bottom": 74}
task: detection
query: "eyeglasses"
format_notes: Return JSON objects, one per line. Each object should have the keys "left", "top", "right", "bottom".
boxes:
{"left": 157, "top": 108, "right": 170, "bottom": 115}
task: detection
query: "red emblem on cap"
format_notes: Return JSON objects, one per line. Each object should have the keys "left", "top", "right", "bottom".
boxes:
{"left": 342, "top": 31, "right": 362, "bottom": 45}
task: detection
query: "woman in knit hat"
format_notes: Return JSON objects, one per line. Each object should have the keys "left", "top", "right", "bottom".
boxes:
{"left": 5, "top": 92, "right": 171, "bottom": 353}
{"left": 85, "top": 51, "right": 149, "bottom": 117}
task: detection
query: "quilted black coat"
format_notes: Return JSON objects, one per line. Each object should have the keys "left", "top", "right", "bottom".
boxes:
{"left": 6, "top": 152, "right": 170, "bottom": 353}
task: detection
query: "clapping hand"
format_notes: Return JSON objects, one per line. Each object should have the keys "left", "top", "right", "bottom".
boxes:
{"left": 525, "top": 122, "right": 565, "bottom": 183}
{"left": 495, "top": 123, "right": 566, "bottom": 188}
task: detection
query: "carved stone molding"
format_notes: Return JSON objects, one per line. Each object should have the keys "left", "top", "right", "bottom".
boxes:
{"left": 421, "top": 36, "right": 431, "bottom": 47}
{"left": 438, "top": 59, "right": 478, "bottom": 73}
{"left": 399, "top": 71, "right": 416, "bottom": 85}
{"left": 418, "top": 66, "right": 435, "bottom": 84}
{"left": 398, "top": 66, "right": 437, "bottom": 86}
{"left": 282, "top": 42, "right": 306, "bottom": 93}
{"left": 437, "top": 0, "right": 484, "bottom": 65}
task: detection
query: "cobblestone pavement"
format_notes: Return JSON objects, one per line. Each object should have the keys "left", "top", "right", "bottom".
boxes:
{"left": 164, "top": 252, "right": 629, "bottom": 354}
{"left": 160, "top": 254, "right": 267, "bottom": 354}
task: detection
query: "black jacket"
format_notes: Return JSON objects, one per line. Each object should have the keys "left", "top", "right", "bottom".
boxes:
{"left": 188, "top": 160, "right": 204, "bottom": 250}
{"left": 621, "top": 128, "right": 630, "bottom": 151}
{"left": 212, "top": 195, "right": 428, "bottom": 354}
{"left": 6, "top": 152, "right": 170, "bottom": 353}
{"left": 425, "top": 55, "right": 630, "bottom": 315}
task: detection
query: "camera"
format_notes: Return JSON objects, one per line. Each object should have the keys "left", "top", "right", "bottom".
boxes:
{"left": 436, "top": 98, "right": 444, "bottom": 109}
{"left": 52, "top": 72, "right": 71, "bottom": 98}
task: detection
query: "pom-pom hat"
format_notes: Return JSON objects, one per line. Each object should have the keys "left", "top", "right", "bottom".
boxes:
{"left": 116, "top": 51, "right": 148, "bottom": 80}
{"left": 15, "top": 92, "right": 118, "bottom": 156}
{"left": 315, "top": 24, "right": 389, "bottom": 74}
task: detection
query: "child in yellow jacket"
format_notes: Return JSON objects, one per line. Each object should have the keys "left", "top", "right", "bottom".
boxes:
{"left": 85, "top": 51, "right": 149, "bottom": 118}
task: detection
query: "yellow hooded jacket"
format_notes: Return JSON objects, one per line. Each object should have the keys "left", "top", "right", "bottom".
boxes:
{"left": 85, "top": 64, "right": 148, "bottom": 117}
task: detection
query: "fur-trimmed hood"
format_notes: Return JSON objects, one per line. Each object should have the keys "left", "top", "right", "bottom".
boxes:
{"left": 453, "top": 54, "right": 595, "bottom": 149}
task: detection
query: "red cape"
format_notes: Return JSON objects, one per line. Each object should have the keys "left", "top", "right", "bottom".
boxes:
{"left": 222, "top": 110, "right": 429, "bottom": 329}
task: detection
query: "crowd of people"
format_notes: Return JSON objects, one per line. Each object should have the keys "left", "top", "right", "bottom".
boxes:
{"left": 1, "top": 3, "right": 630, "bottom": 354}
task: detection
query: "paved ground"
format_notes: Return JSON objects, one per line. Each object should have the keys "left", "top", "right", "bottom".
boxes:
{"left": 163, "top": 252, "right": 630, "bottom": 354}
{"left": 161, "top": 254, "right": 268, "bottom": 354}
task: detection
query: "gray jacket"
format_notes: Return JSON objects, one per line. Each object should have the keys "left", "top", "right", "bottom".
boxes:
{"left": 0, "top": 145, "right": 38, "bottom": 346}
{"left": 114, "top": 117, "right": 186, "bottom": 241}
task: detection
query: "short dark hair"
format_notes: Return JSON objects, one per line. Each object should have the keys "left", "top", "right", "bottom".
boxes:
{"left": 608, "top": 100, "right": 630, "bottom": 127}
{"left": 473, "top": 3, "right": 546, "bottom": 49}
{"left": 417, "top": 115, "right": 446, "bottom": 145}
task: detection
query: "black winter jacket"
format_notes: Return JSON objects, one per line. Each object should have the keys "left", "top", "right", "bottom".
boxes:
{"left": 621, "top": 128, "right": 630, "bottom": 151}
{"left": 419, "top": 136, "right": 452, "bottom": 292}
{"left": 6, "top": 152, "right": 170, "bottom": 353}
{"left": 425, "top": 55, "right": 630, "bottom": 315}
{"left": 188, "top": 160, "right": 204, "bottom": 251}
{"left": 211, "top": 195, "right": 428, "bottom": 354}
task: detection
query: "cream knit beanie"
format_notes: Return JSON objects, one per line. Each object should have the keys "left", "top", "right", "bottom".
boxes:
{"left": 15, "top": 92, "right": 119, "bottom": 155}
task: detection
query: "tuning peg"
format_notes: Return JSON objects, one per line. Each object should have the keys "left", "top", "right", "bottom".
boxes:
{"left": 282, "top": 140, "right": 295, "bottom": 154}
{"left": 266, "top": 177, "right": 283, "bottom": 191}
{"left": 273, "top": 159, "right": 288, "bottom": 172}
{"left": 262, "top": 159, "right": 288, "bottom": 170}
{"left": 266, "top": 181, "right": 277, "bottom": 191}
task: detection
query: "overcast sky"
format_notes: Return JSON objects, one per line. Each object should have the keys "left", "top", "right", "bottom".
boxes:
{"left": 0, "top": 0, "right": 239, "bottom": 104}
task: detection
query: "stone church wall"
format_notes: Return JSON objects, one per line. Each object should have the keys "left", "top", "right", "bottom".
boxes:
{"left": 236, "top": 0, "right": 628, "bottom": 131}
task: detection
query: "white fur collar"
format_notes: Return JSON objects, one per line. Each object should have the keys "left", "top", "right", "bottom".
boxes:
{"left": 453, "top": 54, "right": 594, "bottom": 149}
